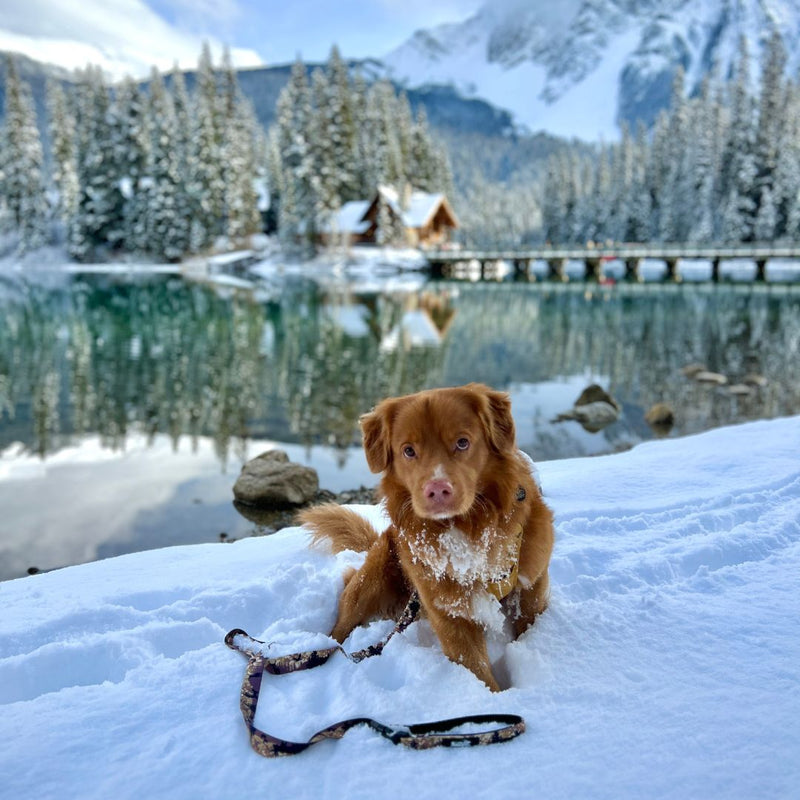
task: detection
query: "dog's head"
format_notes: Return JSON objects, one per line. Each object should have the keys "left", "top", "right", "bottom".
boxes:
{"left": 360, "top": 383, "right": 516, "bottom": 520}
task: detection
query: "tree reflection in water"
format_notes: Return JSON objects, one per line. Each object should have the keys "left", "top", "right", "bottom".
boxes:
{"left": 441, "top": 284, "right": 800, "bottom": 458}
{"left": 0, "top": 277, "right": 447, "bottom": 464}
{"left": 1, "top": 277, "right": 799, "bottom": 466}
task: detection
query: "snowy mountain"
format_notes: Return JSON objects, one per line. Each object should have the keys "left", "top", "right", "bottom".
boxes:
{"left": 381, "top": 0, "right": 800, "bottom": 140}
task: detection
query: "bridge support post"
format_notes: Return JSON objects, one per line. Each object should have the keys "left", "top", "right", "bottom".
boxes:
{"left": 624, "top": 258, "right": 642, "bottom": 282}
{"left": 429, "top": 260, "right": 446, "bottom": 280}
{"left": 665, "top": 257, "right": 682, "bottom": 283}
{"left": 513, "top": 258, "right": 531, "bottom": 281}
{"left": 424, "top": 246, "right": 788, "bottom": 284}
{"left": 548, "top": 258, "right": 568, "bottom": 282}
{"left": 585, "top": 257, "right": 603, "bottom": 282}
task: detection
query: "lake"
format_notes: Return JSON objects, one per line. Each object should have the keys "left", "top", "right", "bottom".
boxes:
{"left": 1, "top": 267, "right": 799, "bottom": 580}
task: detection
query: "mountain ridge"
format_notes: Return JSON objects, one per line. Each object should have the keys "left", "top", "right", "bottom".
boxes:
{"left": 380, "top": 0, "right": 800, "bottom": 139}
{"left": 4, "top": 2, "right": 800, "bottom": 146}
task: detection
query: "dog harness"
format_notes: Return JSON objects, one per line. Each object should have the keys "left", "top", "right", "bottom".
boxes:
{"left": 225, "top": 592, "right": 525, "bottom": 757}
{"left": 485, "top": 485, "right": 528, "bottom": 601}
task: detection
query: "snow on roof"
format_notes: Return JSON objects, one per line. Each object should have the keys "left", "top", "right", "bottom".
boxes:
{"left": 318, "top": 187, "right": 456, "bottom": 238}
{"left": 323, "top": 200, "right": 371, "bottom": 234}
{"left": 324, "top": 305, "right": 371, "bottom": 338}
{"left": 380, "top": 309, "right": 442, "bottom": 352}
{"left": 377, "top": 184, "right": 401, "bottom": 215}
{"left": 404, "top": 191, "right": 446, "bottom": 228}
{"left": 377, "top": 185, "right": 454, "bottom": 229}
{"left": 338, "top": 200, "right": 371, "bottom": 232}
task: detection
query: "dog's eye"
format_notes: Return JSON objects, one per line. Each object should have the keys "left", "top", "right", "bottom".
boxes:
{"left": 402, "top": 445, "right": 417, "bottom": 459}
{"left": 455, "top": 438, "right": 470, "bottom": 451}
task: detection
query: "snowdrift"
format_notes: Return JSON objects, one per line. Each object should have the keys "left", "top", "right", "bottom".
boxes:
{"left": 1, "top": 417, "right": 798, "bottom": 799}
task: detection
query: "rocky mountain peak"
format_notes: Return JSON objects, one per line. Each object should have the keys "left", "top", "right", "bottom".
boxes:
{"left": 381, "top": 0, "right": 800, "bottom": 140}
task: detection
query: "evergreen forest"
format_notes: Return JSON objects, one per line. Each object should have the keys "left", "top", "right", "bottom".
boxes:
{"left": 539, "top": 33, "right": 800, "bottom": 247}
{"left": 2, "top": 32, "right": 800, "bottom": 258}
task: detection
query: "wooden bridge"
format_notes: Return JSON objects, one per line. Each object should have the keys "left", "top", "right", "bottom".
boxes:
{"left": 423, "top": 244, "right": 800, "bottom": 283}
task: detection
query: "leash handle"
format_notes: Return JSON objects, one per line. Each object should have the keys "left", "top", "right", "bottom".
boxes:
{"left": 230, "top": 649, "right": 524, "bottom": 756}
{"left": 225, "top": 594, "right": 525, "bottom": 756}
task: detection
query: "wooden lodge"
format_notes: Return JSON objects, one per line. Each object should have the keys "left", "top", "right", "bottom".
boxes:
{"left": 321, "top": 185, "right": 459, "bottom": 247}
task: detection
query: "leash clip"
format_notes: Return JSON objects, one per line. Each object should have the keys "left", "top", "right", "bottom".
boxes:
{"left": 385, "top": 724, "right": 413, "bottom": 745}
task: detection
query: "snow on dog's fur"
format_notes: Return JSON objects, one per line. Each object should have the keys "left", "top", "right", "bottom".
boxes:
{"left": 300, "top": 383, "right": 554, "bottom": 691}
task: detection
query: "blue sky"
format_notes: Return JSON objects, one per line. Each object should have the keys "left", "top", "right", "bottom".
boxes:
{"left": 0, "top": 0, "right": 481, "bottom": 78}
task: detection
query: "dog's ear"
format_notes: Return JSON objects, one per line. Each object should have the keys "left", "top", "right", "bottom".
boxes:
{"left": 469, "top": 384, "right": 516, "bottom": 455}
{"left": 360, "top": 400, "right": 396, "bottom": 473}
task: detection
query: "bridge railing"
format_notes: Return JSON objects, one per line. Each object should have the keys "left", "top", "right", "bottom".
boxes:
{"left": 422, "top": 243, "right": 800, "bottom": 282}
{"left": 424, "top": 243, "right": 800, "bottom": 261}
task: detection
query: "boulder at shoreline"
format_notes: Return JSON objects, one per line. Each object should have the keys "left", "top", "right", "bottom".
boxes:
{"left": 233, "top": 449, "right": 319, "bottom": 508}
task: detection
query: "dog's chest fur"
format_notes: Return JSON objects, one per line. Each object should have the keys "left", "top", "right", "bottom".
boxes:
{"left": 398, "top": 521, "right": 512, "bottom": 586}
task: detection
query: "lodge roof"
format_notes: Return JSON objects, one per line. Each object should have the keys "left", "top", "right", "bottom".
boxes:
{"left": 376, "top": 185, "right": 459, "bottom": 229}
{"left": 322, "top": 186, "right": 458, "bottom": 241}
{"left": 331, "top": 200, "right": 371, "bottom": 234}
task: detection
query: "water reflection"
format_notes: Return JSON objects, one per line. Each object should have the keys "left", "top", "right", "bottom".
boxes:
{"left": 2, "top": 277, "right": 799, "bottom": 463}
{"left": 1, "top": 273, "right": 799, "bottom": 578}
{"left": 272, "top": 288, "right": 447, "bottom": 459}
{"left": 440, "top": 284, "right": 800, "bottom": 458}
{"left": 0, "top": 277, "right": 450, "bottom": 463}
{"left": 0, "top": 432, "right": 374, "bottom": 582}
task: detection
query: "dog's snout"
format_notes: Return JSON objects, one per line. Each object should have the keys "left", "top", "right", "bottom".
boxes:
{"left": 425, "top": 479, "right": 453, "bottom": 503}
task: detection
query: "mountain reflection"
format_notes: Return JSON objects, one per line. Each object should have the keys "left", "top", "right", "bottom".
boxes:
{"left": 1, "top": 276, "right": 799, "bottom": 466}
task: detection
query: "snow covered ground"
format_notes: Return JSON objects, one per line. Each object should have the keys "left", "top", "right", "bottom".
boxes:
{"left": 1, "top": 416, "right": 799, "bottom": 799}
{"left": 248, "top": 244, "right": 430, "bottom": 291}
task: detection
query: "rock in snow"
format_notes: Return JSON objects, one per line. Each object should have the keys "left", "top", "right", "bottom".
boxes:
{"left": 1, "top": 416, "right": 799, "bottom": 800}
{"left": 233, "top": 449, "right": 319, "bottom": 507}
{"left": 645, "top": 402, "right": 675, "bottom": 433}
{"left": 554, "top": 383, "right": 621, "bottom": 432}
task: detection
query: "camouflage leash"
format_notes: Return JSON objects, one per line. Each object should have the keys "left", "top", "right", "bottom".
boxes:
{"left": 225, "top": 593, "right": 525, "bottom": 757}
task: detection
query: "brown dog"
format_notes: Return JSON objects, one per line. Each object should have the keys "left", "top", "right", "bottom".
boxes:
{"left": 300, "top": 383, "right": 554, "bottom": 691}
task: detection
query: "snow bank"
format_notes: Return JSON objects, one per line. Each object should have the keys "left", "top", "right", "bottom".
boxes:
{"left": 1, "top": 417, "right": 799, "bottom": 799}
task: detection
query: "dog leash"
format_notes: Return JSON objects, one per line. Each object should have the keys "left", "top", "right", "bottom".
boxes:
{"left": 225, "top": 592, "right": 525, "bottom": 756}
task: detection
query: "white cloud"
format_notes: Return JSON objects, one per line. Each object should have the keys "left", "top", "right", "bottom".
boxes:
{"left": 0, "top": 0, "right": 262, "bottom": 79}
{"left": 0, "top": 0, "right": 481, "bottom": 76}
